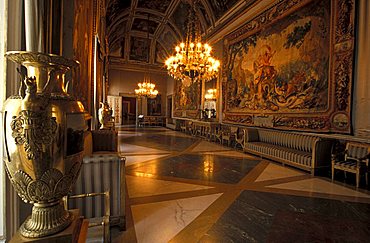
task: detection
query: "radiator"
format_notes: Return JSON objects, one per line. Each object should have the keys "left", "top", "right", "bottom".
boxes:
{"left": 70, "top": 154, "right": 126, "bottom": 230}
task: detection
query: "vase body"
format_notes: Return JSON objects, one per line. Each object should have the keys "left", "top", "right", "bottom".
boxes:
{"left": 2, "top": 51, "right": 86, "bottom": 238}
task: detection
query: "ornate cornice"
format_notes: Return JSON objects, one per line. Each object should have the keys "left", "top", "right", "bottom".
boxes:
{"left": 108, "top": 56, "right": 167, "bottom": 74}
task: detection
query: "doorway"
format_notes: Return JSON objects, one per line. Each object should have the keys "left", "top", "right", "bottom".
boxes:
{"left": 122, "top": 96, "right": 137, "bottom": 125}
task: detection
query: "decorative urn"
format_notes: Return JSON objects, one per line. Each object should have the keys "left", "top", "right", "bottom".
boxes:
{"left": 2, "top": 51, "right": 86, "bottom": 238}
{"left": 98, "top": 101, "right": 114, "bottom": 129}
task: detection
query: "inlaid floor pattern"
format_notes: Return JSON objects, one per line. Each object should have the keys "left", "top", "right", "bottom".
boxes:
{"left": 111, "top": 127, "right": 370, "bottom": 243}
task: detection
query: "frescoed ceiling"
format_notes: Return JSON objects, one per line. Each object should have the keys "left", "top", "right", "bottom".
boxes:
{"left": 106, "top": 0, "right": 257, "bottom": 67}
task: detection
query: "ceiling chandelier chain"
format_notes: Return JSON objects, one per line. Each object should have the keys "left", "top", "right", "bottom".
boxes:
{"left": 135, "top": 14, "right": 158, "bottom": 98}
{"left": 165, "top": 0, "right": 220, "bottom": 86}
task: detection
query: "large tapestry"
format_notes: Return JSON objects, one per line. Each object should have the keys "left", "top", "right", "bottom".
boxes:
{"left": 222, "top": 0, "right": 355, "bottom": 133}
{"left": 173, "top": 79, "right": 201, "bottom": 119}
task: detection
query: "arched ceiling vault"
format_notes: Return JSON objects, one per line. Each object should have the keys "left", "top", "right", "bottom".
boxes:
{"left": 106, "top": 0, "right": 258, "bottom": 69}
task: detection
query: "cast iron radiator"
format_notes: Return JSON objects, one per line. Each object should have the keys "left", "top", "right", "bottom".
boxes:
{"left": 69, "top": 154, "right": 126, "bottom": 230}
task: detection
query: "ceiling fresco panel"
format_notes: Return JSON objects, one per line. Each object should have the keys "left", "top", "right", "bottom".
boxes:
{"left": 107, "top": 0, "right": 257, "bottom": 66}
{"left": 132, "top": 18, "right": 159, "bottom": 34}
{"left": 110, "top": 37, "right": 125, "bottom": 57}
{"left": 107, "top": 0, "right": 132, "bottom": 26}
{"left": 158, "top": 28, "right": 178, "bottom": 53}
{"left": 155, "top": 42, "right": 168, "bottom": 64}
{"left": 172, "top": 1, "right": 191, "bottom": 37}
{"left": 129, "top": 36, "right": 149, "bottom": 62}
{"left": 137, "top": 0, "right": 172, "bottom": 14}
{"left": 108, "top": 19, "right": 127, "bottom": 48}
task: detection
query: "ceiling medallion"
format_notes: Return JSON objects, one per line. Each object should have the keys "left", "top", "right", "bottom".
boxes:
{"left": 165, "top": 0, "right": 220, "bottom": 86}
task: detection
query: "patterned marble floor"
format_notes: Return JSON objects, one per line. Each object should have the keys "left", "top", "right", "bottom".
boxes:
{"left": 112, "top": 127, "right": 370, "bottom": 243}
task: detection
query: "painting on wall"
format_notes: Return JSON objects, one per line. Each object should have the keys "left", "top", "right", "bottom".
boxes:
{"left": 147, "top": 94, "right": 162, "bottom": 116}
{"left": 222, "top": 0, "right": 355, "bottom": 133}
{"left": 173, "top": 78, "right": 201, "bottom": 119}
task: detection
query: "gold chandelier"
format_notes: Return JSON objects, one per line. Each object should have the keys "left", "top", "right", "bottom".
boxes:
{"left": 135, "top": 14, "right": 158, "bottom": 98}
{"left": 135, "top": 75, "right": 158, "bottom": 98}
{"left": 165, "top": 0, "right": 220, "bottom": 85}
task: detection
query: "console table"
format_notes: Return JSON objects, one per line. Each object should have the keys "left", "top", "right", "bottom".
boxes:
{"left": 175, "top": 118, "right": 219, "bottom": 141}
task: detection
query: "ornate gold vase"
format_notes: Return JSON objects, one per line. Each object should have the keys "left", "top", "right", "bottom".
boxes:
{"left": 2, "top": 51, "right": 86, "bottom": 238}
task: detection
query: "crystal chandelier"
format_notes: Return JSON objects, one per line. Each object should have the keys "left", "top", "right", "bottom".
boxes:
{"left": 135, "top": 75, "right": 158, "bottom": 98}
{"left": 135, "top": 14, "right": 158, "bottom": 98}
{"left": 165, "top": 0, "right": 220, "bottom": 85}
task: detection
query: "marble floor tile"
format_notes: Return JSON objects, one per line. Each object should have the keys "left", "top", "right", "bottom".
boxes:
{"left": 266, "top": 210, "right": 370, "bottom": 242}
{"left": 119, "top": 143, "right": 169, "bottom": 154}
{"left": 191, "top": 141, "right": 231, "bottom": 153}
{"left": 255, "top": 163, "right": 304, "bottom": 182}
{"left": 161, "top": 131, "right": 193, "bottom": 138}
{"left": 124, "top": 154, "right": 170, "bottom": 166}
{"left": 132, "top": 193, "right": 222, "bottom": 243}
{"left": 118, "top": 133, "right": 141, "bottom": 139}
{"left": 201, "top": 190, "right": 370, "bottom": 243}
{"left": 121, "top": 134, "right": 199, "bottom": 152}
{"left": 130, "top": 153, "right": 261, "bottom": 184}
{"left": 126, "top": 175, "right": 213, "bottom": 198}
{"left": 267, "top": 178, "right": 370, "bottom": 198}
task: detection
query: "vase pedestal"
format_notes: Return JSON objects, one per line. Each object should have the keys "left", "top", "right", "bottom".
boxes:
{"left": 10, "top": 210, "right": 88, "bottom": 243}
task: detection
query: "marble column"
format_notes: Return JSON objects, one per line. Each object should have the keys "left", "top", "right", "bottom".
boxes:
{"left": 353, "top": 0, "right": 370, "bottom": 138}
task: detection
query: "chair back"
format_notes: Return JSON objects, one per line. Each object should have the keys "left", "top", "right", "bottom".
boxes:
{"left": 72, "top": 154, "right": 125, "bottom": 229}
{"left": 230, "top": 126, "right": 238, "bottom": 134}
{"left": 91, "top": 130, "right": 118, "bottom": 152}
{"left": 345, "top": 142, "right": 370, "bottom": 162}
